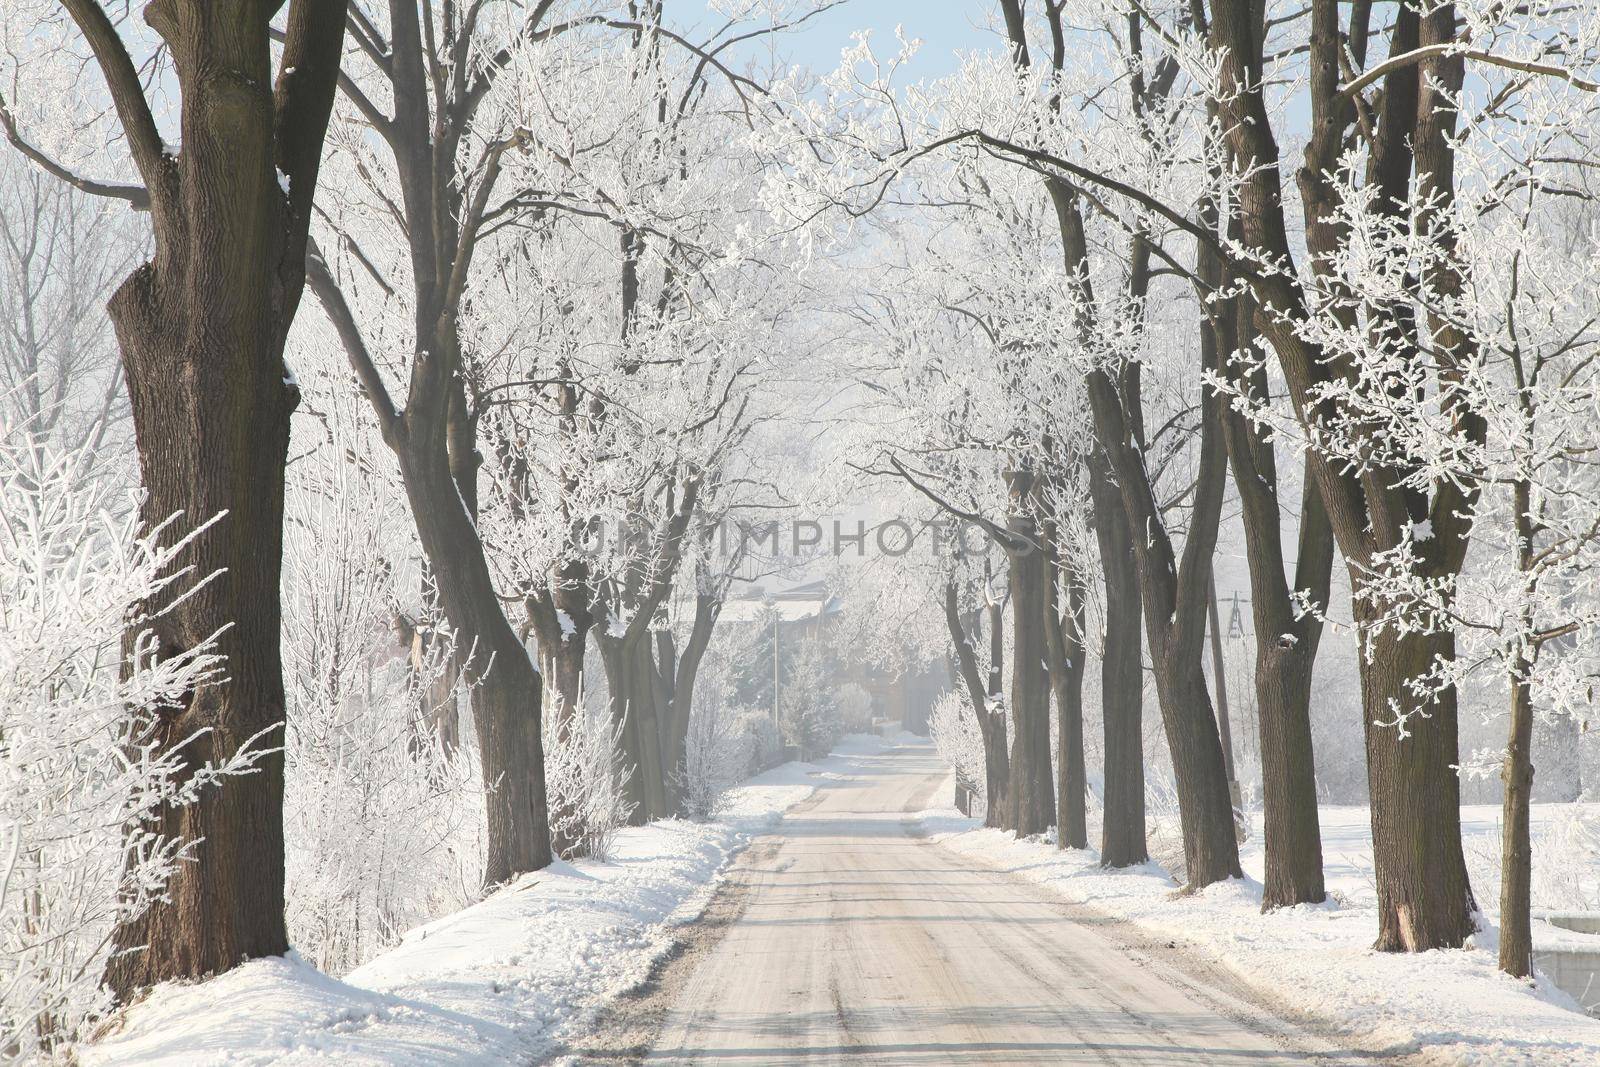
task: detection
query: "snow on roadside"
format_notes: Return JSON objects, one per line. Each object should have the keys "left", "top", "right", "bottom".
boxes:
{"left": 81, "top": 735, "right": 895, "bottom": 1066}
{"left": 911, "top": 798, "right": 1600, "bottom": 1067}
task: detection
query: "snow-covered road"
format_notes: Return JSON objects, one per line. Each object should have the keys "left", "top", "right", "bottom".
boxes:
{"left": 604, "top": 740, "right": 1348, "bottom": 1065}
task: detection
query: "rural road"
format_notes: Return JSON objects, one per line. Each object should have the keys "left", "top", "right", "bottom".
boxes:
{"left": 579, "top": 739, "right": 1366, "bottom": 1065}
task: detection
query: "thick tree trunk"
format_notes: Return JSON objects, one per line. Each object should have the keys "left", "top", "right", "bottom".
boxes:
{"left": 1253, "top": 637, "right": 1326, "bottom": 907}
{"left": 1149, "top": 643, "right": 1244, "bottom": 888}
{"left": 1092, "top": 458, "right": 1148, "bottom": 867}
{"left": 105, "top": 290, "right": 297, "bottom": 997}
{"left": 94, "top": 0, "right": 346, "bottom": 998}
{"left": 1004, "top": 493, "right": 1055, "bottom": 837}
{"left": 528, "top": 572, "right": 598, "bottom": 857}
{"left": 1360, "top": 623, "right": 1477, "bottom": 951}
{"left": 652, "top": 630, "right": 680, "bottom": 813}
{"left": 542, "top": 633, "right": 589, "bottom": 728}
{"left": 1221, "top": 299, "right": 1331, "bottom": 908}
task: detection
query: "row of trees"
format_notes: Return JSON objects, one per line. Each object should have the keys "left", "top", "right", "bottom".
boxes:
{"left": 784, "top": 0, "right": 1600, "bottom": 980}
{"left": 4, "top": 0, "right": 1598, "bottom": 1054}
{"left": 0, "top": 2, "right": 824, "bottom": 1054}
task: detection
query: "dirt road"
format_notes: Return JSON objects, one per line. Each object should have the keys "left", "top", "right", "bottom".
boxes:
{"left": 582, "top": 740, "right": 1368, "bottom": 1065}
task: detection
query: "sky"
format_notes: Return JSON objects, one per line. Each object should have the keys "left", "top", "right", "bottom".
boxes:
{"left": 701, "top": 1, "right": 995, "bottom": 84}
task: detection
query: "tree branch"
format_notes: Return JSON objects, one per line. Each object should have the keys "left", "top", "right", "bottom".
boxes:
{"left": 0, "top": 90, "right": 150, "bottom": 208}
{"left": 305, "top": 239, "right": 405, "bottom": 445}
{"left": 55, "top": 0, "right": 169, "bottom": 211}
{"left": 1341, "top": 43, "right": 1600, "bottom": 100}
{"left": 887, "top": 454, "right": 1030, "bottom": 552}
{"left": 274, "top": 0, "right": 350, "bottom": 242}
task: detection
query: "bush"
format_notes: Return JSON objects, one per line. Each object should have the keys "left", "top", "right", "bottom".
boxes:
{"left": 928, "top": 690, "right": 987, "bottom": 819}
{"left": 543, "top": 707, "right": 634, "bottom": 862}
{"left": 677, "top": 704, "right": 754, "bottom": 820}
{"left": 837, "top": 682, "right": 875, "bottom": 734}
{"left": 1, "top": 432, "right": 263, "bottom": 1057}
{"left": 730, "top": 706, "right": 785, "bottom": 776}
{"left": 281, "top": 452, "right": 485, "bottom": 976}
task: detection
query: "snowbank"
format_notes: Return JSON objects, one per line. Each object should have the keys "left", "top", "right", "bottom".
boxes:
{"left": 912, "top": 800, "right": 1600, "bottom": 1066}
{"left": 81, "top": 737, "right": 893, "bottom": 1066}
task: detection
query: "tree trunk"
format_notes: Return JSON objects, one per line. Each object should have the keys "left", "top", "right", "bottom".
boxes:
{"left": 662, "top": 592, "right": 722, "bottom": 814}
{"left": 1500, "top": 660, "right": 1535, "bottom": 977}
{"left": 652, "top": 629, "right": 680, "bottom": 814}
{"left": 1220, "top": 295, "right": 1331, "bottom": 907}
{"left": 1253, "top": 635, "right": 1326, "bottom": 907}
{"left": 1150, "top": 643, "right": 1245, "bottom": 888}
{"left": 601, "top": 631, "right": 670, "bottom": 825}
{"left": 986, "top": 587, "right": 1011, "bottom": 827}
{"left": 1360, "top": 623, "right": 1477, "bottom": 951}
{"left": 1044, "top": 545, "right": 1088, "bottom": 849}
{"left": 396, "top": 442, "right": 551, "bottom": 885}
{"left": 1500, "top": 484, "right": 1538, "bottom": 977}
{"left": 105, "top": 289, "right": 297, "bottom": 997}
{"left": 531, "top": 582, "right": 592, "bottom": 730}
{"left": 1092, "top": 456, "right": 1148, "bottom": 867}
{"left": 94, "top": 1, "right": 346, "bottom": 998}
{"left": 526, "top": 560, "right": 600, "bottom": 856}
{"left": 945, "top": 582, "right": 1009, "bottom": 828}
{"left": 1004, "top": 490, "right": 1055, "bottom": 837}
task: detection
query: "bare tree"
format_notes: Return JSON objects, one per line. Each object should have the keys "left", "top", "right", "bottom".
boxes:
{"left": 0, "top": 154, "right": 137, "bottom": 453}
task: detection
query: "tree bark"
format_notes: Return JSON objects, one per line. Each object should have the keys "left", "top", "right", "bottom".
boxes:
{"left": 592, "top": 480, "right": 700, "bottom": 824}
{"left": 1499, "top": 481, "right": 1538, "bottom": 978}
{"left": 1044, "top": 536, "right": 1089, "bottom": 849}
{"left": 661, "top": 590, "right": 723, "bottom": 814}
{"left": 1357, "top": 624, "right": 1477, "bottom": 950}
{"left": 600, "top": 631, "right": 670, "bottom": 825}
{"left": 1091, "top": 454, "right": 1148, "bottom": 867}
{"left": 1004, "top": 479, "right": 1055, "bottom": 837}
{"left": 527, "top": 574, "right": 595, "bottom": 857}
{"left": 1219, "top": 297, "right": 1332, "bottom": 909}
{"left": 77, "top": 1, "right": 346, "bottom": 998}
{"left": 1500, "top": 655, "right": 1536, "bottom": 977}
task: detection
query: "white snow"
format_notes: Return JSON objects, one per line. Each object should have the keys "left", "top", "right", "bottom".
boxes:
{"left": 79, "top": 738, "right": 894, "bottom": 1066}
{"left": 911, "top": 794, "right": 1600, "bottom": 1066}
